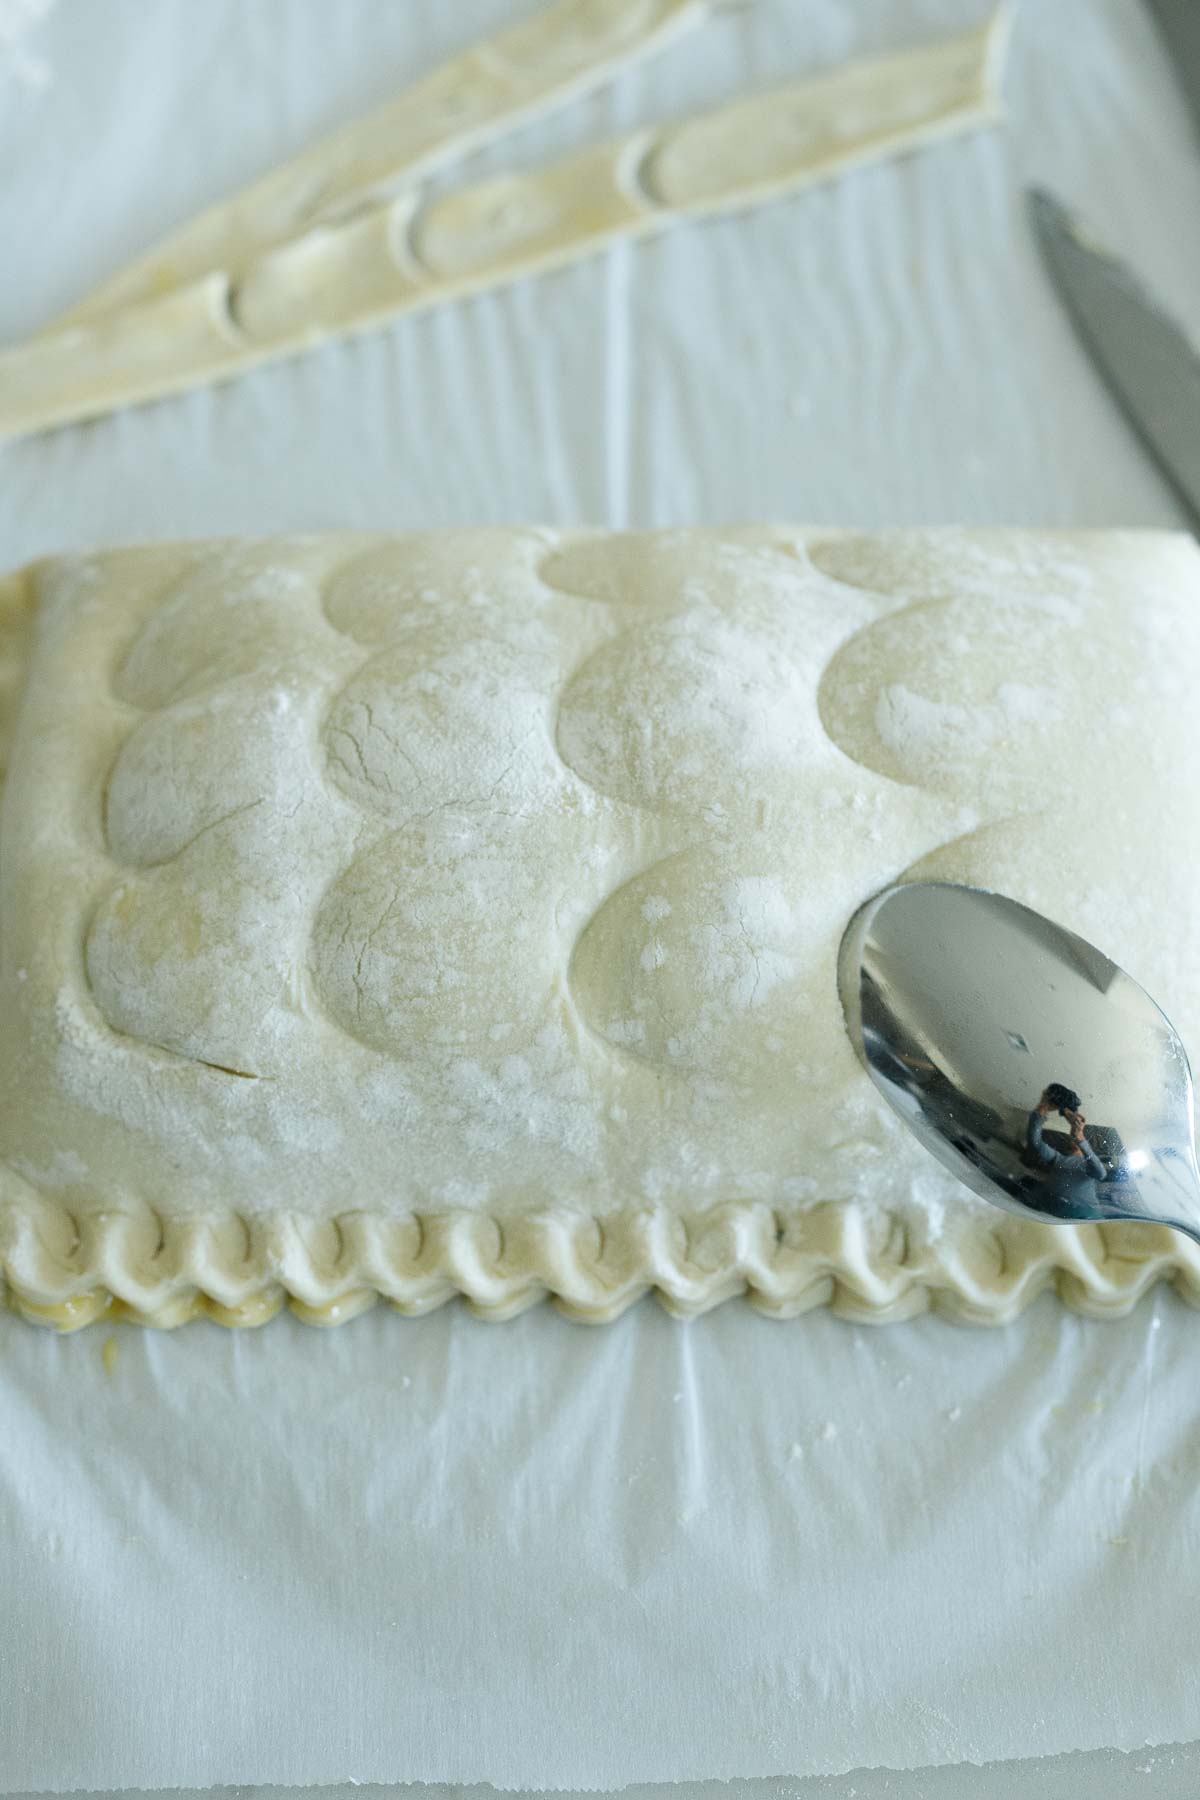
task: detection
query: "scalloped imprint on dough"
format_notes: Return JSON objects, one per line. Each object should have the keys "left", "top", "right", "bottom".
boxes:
{"left": 3, "top": 527, "right": 1200, "bottom": 1329}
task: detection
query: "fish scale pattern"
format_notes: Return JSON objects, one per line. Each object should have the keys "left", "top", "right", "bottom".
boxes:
{"left": 3, "top": 526, "right": 1200, "bottom": 1328}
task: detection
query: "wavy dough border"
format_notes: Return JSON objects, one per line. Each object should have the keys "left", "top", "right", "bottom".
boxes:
{"left": 4, "top": 1190, "right": 1199, "bottom": 1329}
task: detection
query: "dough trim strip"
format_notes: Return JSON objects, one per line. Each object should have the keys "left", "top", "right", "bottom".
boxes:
{"left": 0, "top": 7, "right": 1012, "bottom": 440}
{"left": 52, "top": 0, "right": 721, "bottom": 331}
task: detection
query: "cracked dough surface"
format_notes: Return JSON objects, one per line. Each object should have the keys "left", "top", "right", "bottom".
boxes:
{"left": 3, "top": 526, "right": 1200, "bottom": 1327}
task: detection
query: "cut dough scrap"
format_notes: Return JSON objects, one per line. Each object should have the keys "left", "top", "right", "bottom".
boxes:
{"left": 54, "top": 0, "right": 716, "bottom": 331}
{"left": 643, "top": 16, "right": 1010, "bottom": 208}
{"left": 3, "top": 526, "right": 1199, "bottom": 1330}
{"left": 0, "top": 14, "right": 1010, "bottom": 441}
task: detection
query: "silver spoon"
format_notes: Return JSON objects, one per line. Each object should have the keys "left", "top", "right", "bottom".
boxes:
{"left": 838, "top": 882, "right": 1200, "bottom": 1244}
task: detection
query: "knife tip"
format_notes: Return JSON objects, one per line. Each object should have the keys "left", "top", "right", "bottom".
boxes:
{"left": 1025, "top": 187, "right": 1124, "bottom": 270}
{"left": 1025, "top": 186, "right": 1070, "bottom": 235}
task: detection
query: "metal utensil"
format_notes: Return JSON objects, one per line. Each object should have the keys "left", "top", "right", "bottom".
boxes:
{"left": 838, "top": 882, "right": 1200, "bottom": 1243}
{"left": 1145, "top": 0, "right": 1200, "bottom": 142}
{"left": 1028, "top": 187, "right": 1200, "bottom": 536}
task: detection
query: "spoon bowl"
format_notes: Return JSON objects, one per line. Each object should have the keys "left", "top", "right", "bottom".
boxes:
{"left": 838, "top": 882, "right": 1200, "bottom": 1243}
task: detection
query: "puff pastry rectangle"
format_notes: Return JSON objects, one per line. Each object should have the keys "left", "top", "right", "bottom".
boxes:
{"left": 3, "top": 528, "right": 1200, "bottom": 1328}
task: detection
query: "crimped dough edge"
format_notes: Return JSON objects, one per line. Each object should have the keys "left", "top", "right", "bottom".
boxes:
{"left": 4, "top": 1189, "right": 1198, "bottom": 1330}
{"left": 6, "top": 524, "right": 1200, "bottom": 1332}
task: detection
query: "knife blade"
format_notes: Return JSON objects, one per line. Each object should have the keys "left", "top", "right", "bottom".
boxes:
{"left": 1027, "top": 187, "right": 1200, "bottom": 535}
{"left": 1144, "top": 0, "right": 1200, "bottom": 141}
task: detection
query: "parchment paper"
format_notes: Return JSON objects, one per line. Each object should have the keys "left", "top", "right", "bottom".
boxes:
{"left": 3, "top": 0, "right": 1200, "bottom": 1792}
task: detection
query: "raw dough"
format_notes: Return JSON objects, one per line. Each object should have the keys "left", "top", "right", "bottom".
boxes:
{"left": 0, "top": 11, "right": 1010, "bottom": 440}
{"left": 54, "top": 0, "right": 716, "bottom": 330}
{"left": 3, "top": 526, "right": 1200, "bottom": 1328}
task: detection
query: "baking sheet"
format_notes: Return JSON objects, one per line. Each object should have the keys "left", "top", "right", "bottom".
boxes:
{"left": 3, "top": 0, "right": 1200, "bottom": 1791}
{"left": 7, "top": 1293, "right": 1200, "bottom": 1792}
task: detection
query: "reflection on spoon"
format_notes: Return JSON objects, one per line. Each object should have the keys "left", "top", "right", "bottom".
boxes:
{"left": 838, "top": 883, "right": 1200, "bottom": 1244}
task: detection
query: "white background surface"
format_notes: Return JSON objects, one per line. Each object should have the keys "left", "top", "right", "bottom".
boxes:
{"left": 3, "top": 0, "right": 1200, "bottom": 1793}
